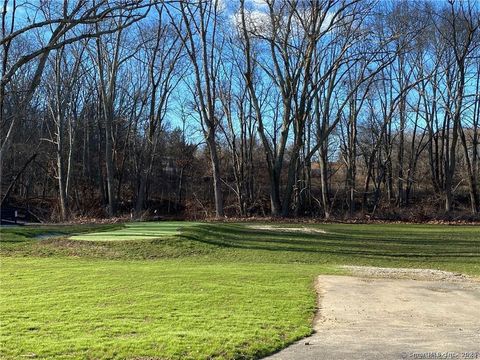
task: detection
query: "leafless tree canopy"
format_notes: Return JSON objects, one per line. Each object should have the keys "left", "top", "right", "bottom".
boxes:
{"left": 1, "top": 0, "right": 479, "bottom": 221}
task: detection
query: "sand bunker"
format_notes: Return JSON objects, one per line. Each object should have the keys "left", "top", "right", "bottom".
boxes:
{"left": 247, "top": 225, "right": 327, "bottom": 234}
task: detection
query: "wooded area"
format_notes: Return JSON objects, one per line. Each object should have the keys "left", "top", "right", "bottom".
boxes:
{"left": 1, "top": 0, "right": 479, "bottom": 221}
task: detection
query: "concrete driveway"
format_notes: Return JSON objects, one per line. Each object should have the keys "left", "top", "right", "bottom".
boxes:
{"left": 266, "top": 269, "right": 480, "bottom": 360}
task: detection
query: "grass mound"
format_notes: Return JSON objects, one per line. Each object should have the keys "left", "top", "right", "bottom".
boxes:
{"left": 69, "top": 221, "right": 198, "bottom": 241}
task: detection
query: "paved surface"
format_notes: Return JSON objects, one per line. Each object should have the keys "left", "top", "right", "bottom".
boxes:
{"left": 265, "top": 274, "right": 480, "bottom": 360}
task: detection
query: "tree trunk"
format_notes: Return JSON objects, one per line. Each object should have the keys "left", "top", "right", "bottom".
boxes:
{"left": 105, "top": 106, "right": 116, "bottom": 217}
{"left": 459, "top": 125, "right": 479, "bottom": 214}
{"left": 1, "top": 153, "right": 37, "bottom": 207}
{"left": 207, "top": 131, "right": 224, "bottom": 218}
{"left": 319, "top": 145, "right": 330, "bottom": 219}
{"left": 57, "top": 117, "right": 68, "bottom": 221}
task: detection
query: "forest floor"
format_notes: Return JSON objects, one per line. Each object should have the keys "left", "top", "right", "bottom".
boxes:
{"left": 1, "top": 222, "right": 479, "bottom": 359}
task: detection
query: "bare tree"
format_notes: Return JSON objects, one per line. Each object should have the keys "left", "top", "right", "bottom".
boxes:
{"left": 167, "top": 0, "right": 226, "bottom": 218}
{"left": 436, "top": 0, "right": 479, "bottom": 212}
{"left": 44, "top": 44, "right": 85, "bottom": 220}
{"left": 0, "top": 0, "right": 151, "bottom": 167}
{"left": 135, "top": 5, "right": 183, "bottom": 216}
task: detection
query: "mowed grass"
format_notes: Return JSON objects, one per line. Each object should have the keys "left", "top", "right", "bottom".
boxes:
{"left": 0, "top": 223, "right": 122, "bottom": 243}
{"left": 180, "top": 223, "right": 480, "bottom": 275}
{"left": 70, "top": 221, "right": 199, "bottom": 241}
{"left": 0, "top": 258, "right": 332, "bottom": 360}
{"left": 1, "top": 222, "right": 479, "bottom": 359}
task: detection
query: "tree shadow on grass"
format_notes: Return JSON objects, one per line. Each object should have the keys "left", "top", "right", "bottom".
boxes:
{"left": 179, "top": 224, "right": 480, "bottom": 261}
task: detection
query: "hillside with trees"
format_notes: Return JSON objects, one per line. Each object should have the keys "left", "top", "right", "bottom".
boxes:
{"left": 1, "top": 0, "right": 479, "bottom": 221}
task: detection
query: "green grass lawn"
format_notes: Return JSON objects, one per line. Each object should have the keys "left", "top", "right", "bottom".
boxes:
{"left": 1, "top": 222, "right": 479, "bottom": 359}
{"left": 70, "top": 221, "right": 199, "bottom": 241}
{"left": 0, "top": 223, "right": 122, "bottom": 243}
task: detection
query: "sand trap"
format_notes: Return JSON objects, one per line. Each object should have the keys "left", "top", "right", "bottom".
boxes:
{"left": 247, "top": 225, "right": 326, "bottom": 234}
{"left": 265, "top": 270, "right": 480, "bottom": 360}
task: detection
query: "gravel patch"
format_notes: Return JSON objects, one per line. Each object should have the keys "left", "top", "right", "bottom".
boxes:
{"left": 342, "top": 265, "right": 476, "bottom": 282}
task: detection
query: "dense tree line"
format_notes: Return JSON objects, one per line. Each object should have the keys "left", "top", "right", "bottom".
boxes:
{"left": 1, "top": 0, "right": 479, "bottom": 221}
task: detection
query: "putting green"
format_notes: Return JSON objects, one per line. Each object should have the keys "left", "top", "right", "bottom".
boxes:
{"left": 70, "top": 221, "right": 198, "bottom": 241}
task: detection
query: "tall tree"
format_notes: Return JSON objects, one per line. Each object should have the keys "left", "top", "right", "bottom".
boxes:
{"left": 167, "top": 0, "right": 226, "bottom": 218}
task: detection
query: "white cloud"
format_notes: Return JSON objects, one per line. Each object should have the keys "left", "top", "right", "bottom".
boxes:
{"left": 230, "top": 2, "right": 337, "bottom": 38}
{"left": 231, "top": 7, "right": 271, "bottom": 36}
{"left": 321, "top": 11, "right": 336, "bottom": 32}
{"left": 249, "top": 0, "right": 268, "bottom": 9}
{"left": 217, "top": 0, "right": 228, "bottom": 12}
